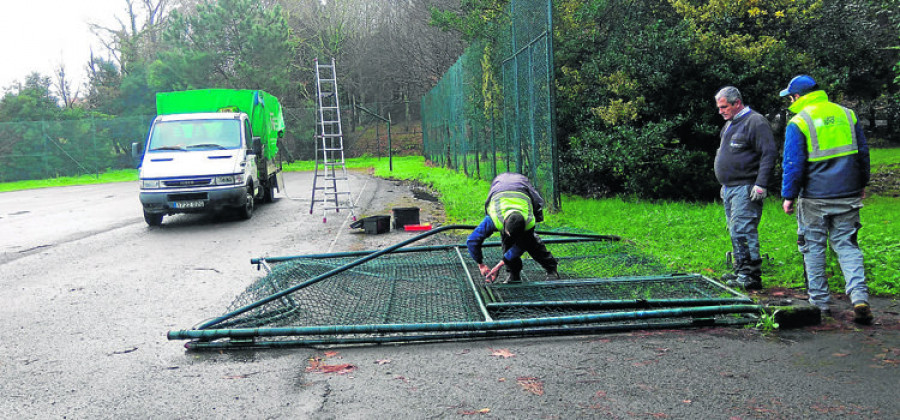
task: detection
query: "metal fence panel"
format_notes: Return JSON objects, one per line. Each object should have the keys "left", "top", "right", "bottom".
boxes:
{"left": 422, "top": 0, "right": 558, "bottom": 209}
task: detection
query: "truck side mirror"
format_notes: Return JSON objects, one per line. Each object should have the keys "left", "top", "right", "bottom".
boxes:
{"left": 132, "top": 142, "right": 143, "bottom": 168}
{"left": 251, "top": 137, "right": 263, "bottom": 156}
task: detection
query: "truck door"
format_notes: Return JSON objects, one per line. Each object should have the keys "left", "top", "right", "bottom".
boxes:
{"left": 244, "top": 118, "right": 259, "bottom": 196}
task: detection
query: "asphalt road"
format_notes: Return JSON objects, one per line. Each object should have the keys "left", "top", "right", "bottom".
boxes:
{"left": 1, "top": 172, "right": 897, "bottom": 419}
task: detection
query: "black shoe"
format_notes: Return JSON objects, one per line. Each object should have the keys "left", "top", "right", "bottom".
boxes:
{"left": 726, "top": 275, "right": 762, "bottom": 290}
{"left": 853, "top": 302, "right": 873, "bottom": 325}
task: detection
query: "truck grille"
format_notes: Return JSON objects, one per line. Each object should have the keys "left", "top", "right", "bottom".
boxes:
{"left": 164, "top": 178, "right": 212, "bottom": 187}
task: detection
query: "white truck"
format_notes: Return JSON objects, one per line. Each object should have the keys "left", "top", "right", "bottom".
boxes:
{"left": 134, "top": 89, "right": 285, "bottom": 226}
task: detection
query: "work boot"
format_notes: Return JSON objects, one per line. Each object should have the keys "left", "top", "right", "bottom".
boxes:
{"left": 720, "top": 273, "right": 738, "bottom": 282}
{"left": 853, "top": 302, "right": 873, "bottom": 325}
{"left": 501, "top": 272, "right": 522, "bottom": 284}
{"left": 726, "top": 275, "right": 762, "bottom": 290}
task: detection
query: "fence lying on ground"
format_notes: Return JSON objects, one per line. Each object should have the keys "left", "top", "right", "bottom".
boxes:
{"left": 167, "top": 226, "right": 760, "bottom": 350}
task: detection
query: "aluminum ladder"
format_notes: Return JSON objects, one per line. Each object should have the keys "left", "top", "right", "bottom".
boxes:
{"left": 310, "top": 58, "right": 356, "bottom": 222}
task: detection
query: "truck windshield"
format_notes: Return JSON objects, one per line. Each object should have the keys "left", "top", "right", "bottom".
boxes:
{"left": 148, "top": 119, "right": 241, "bottom": 151}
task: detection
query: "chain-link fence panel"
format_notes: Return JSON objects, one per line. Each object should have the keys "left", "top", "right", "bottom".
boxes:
{"left": 0, "top": 116, "right": 153, "bottom": 183}
{"left": 422, "top": 0, "right": 558, "bottom": 209}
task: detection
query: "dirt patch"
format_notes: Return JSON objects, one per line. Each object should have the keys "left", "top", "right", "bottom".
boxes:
{"left": 869, "top": 163, "right": 900, "bottom": 197}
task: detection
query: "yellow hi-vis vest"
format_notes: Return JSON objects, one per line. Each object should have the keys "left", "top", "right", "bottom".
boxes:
{"left": 488, "top": 191, "right": 536, "bottom": 232}
{"left": 789, "top": 91, "right": 858, "bottom": 162}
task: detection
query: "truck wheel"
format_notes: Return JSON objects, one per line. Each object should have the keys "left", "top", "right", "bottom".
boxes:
{"left": 238, "top": 188, "right": 254, "bottom": 220}
{"left": 144, "top": 211, "right": 163, "bottom": 226}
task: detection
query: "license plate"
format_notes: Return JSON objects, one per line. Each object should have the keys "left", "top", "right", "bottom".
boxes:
{"left": 174, "top": 200, "right": 205, "bottom": 209}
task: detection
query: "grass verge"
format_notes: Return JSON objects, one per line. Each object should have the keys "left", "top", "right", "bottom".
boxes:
{"left": 1, "top": 151, "right": 896, "bottom": 296}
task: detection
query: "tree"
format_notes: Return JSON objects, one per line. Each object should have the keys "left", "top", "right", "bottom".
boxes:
{"left": 149, "top": 0, "right": 300, "bottom": 102}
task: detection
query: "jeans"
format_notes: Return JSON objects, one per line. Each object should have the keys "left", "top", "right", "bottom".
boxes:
{"left": 501, "top": 229, "right": 558, "bottom": 278}
{"left": 722, "top": 185, "right": 763, "bottom": 279}
{"left": 797, "top": 197, "right": 868, "bottom": 308}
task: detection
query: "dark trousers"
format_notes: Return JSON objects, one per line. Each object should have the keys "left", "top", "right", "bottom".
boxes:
{"left": 501, "top": 229, "right": 558, "bottom": 277}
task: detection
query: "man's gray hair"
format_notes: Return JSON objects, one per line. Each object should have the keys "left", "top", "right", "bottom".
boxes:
{"left": 715, "top": 86, "right": 743, "bottom": 104}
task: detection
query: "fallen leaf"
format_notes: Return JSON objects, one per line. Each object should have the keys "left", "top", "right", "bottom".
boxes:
{"left": 306, "top": 357, "right": 356, "bottom": 374}
{"left": 316, "top": 364, "right": 357, "bottom": 374}
{"left": 375, "top": 359, "right": 391, "bottom": 365}
{"left": 517, "top": 377, "right": 544, "bottom": 395}
{"left": 459, "top": 408, "right": 490, "bottom": 415}
{"left": 832, "top": 353, "right": 850, "bottom": 357}
{"left": 490, "top": 348, "right": 516, "bottom": 358}
{"left": 595, "top": 391, "right": 608, "bottom": 399}
{"left": 324, "top": 351, "right": 340, "bottom": 358}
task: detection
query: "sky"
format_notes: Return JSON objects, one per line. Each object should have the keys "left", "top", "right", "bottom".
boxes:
{"left": 0, "top": 0, "right": 124, "bottom": 95}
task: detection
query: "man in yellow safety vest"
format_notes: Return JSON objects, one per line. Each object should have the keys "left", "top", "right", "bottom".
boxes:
{"left": 779, "top": 75, "right": 872, "bottom": 324}
{"left": 466, "top": 173, "right": 558, "bottom": 283}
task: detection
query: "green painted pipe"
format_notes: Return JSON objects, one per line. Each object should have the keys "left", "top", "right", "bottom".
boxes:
{"left": 183, "top": 316, "right": 758, "bottom": 350}
{"left": 486, "top": 297, "right": 753, "bottom": 310}
{"left": 170, "top": 304, "right": 760, "bottom": 340}
{"left": 249, "top": 232, "right": 619, "bottom": 264}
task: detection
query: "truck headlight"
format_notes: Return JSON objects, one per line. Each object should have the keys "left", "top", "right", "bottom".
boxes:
{"left": 215, "top": 174, "right": 242, "bottom": 185}
{"left": 141, "top": 179, "right": 160, "bottom": 189}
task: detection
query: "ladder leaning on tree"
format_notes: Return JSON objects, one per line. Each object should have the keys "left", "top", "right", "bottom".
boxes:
{"left": 309, "top": 58, "right": 356, "bottom": 223}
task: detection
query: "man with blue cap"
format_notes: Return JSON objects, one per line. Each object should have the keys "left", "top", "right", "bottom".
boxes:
{"left": 779, "top": 74, "right": 872, "bottom": 323}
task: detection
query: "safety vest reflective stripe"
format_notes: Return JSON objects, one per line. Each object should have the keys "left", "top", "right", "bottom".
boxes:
{"left": 796, "top": 107, "right": 858, "bottom": 162}
{"left": 489, "top": 191, "right": 535, "bottom": 231}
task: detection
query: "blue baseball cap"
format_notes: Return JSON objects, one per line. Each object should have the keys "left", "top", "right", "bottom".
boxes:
{"left": 779, "top": 75, "right": 817, "bottom": 97}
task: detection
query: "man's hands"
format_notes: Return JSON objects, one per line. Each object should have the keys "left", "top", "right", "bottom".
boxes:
{"left": 749, "top": 185, "right": 767, "bottom": 202}
{"left": 783, "top": 199, "right": 794, "bottom": 214}
{"left": 478, "top": 261, "right": 505, "bottom": 283}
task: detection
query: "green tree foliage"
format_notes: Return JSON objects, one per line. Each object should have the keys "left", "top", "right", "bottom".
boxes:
{"left": 559, "top": 0, "right": 898, "bottom": 200}
{"left": 0, "top": 74, "right": 61, "bottom": 122}
{"left": 434, "top": 0, "right": 897, "bottom": 200}
{"left": 149, "top": 0, "right": 300, "bottom": 102}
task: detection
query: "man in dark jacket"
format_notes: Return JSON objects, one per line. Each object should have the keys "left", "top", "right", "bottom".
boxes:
{"left": 779, "top": 75, "right": 872, "bottom": 323}
{"left": 714, "top": 86, "right": 777, "bottom": 290}
{"left": 466, "top": 172, "right": 558, "bottom": 283}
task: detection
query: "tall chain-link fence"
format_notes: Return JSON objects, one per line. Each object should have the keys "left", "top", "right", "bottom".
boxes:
{"left": 0, "top": 102, "right": 421, "bottom": 183}
{"left": 421, "top": 0, "right": 559, "bottom": 209}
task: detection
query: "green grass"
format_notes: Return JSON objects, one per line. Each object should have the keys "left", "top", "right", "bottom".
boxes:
{"left": 367, "top": 156, "right": 899, "bottom": 296}
{"left": 2, "top": 152, "right": 897, "bottom": 296}
{"left": 870, "top": 147, "right": 900, "bottom": 169}
{"left": 0, "top": 169, "right": 138, "bottom": 192}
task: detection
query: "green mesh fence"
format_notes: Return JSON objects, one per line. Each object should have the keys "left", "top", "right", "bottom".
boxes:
{"left": 168, "top": 226, "right": 760, "bottom": 349}
{"left": 0, "top": 102, "right": 418, "bottom": 183}
{"left": 422, "top": 0, "right": 559, "bottom": 209}
{"left": 0, "top": 116, "right": 153, "bottom": 182}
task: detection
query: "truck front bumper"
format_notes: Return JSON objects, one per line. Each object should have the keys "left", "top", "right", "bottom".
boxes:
{"left": 140, "top": 185, "right": 247, "bottom": 215}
